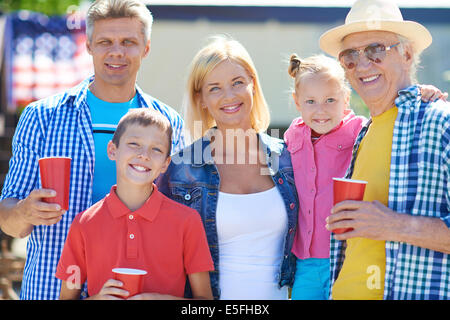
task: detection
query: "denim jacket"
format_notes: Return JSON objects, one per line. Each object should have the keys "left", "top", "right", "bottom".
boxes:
{"left": 158, "top": 131, "right": 299, "bottom": 299}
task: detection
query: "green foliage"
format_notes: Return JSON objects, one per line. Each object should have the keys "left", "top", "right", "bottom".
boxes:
{"left": 350, "top": 91, "right": 370, "bottom": 118}
{"left": 0, "top": 0, "right": 86, "bottom": 16}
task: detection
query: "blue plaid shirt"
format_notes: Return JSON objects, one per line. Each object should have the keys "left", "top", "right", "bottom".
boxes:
{"left": 330, "top": 86, "right": 450, "bottom": 300}
{"left": 0, "top": 77, "right": 185, "bottom": 300}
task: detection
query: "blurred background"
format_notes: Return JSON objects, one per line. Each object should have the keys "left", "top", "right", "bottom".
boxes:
{"left": 0, "top": 0, "right": 449, "bottom": 299}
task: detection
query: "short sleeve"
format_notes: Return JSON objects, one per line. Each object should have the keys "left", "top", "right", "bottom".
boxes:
{"left": 182, "top": 211, "right": 214, "bottom": 274}
{"left": 55, "top": 213, "right": 87, "bottom": 284}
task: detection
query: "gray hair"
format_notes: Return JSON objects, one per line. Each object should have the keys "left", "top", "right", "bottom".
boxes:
{"left": 86, "top": 0, "right": 153, "bottom": 42}
{"left": 396, "top": 34, "right": 420, "bottom": 84}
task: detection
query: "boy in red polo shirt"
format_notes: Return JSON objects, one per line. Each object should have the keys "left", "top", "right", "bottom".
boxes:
{"left": 56, "top": 109, "right": 214, "bottom": 300}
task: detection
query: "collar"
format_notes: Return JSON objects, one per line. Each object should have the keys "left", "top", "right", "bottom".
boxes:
{"left": 106, "top": 184, "right": 163, "bottom": 222}
{"left": 395, "top": 85, "right": 421, "bottom": 111}
{"left": 62, "top": 76, "right": 148, "bottom": 111}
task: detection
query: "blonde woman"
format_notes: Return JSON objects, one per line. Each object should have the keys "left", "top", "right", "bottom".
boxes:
{"left": 158, "top": 36, "right": 299, "bottom": 300}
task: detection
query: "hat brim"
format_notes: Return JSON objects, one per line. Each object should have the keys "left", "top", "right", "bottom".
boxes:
{"left": 319, "top": 20, "right": 432, "bottom": 57}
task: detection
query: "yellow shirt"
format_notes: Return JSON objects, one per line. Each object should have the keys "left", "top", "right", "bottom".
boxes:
{"left": 332, "top": 106, "right": 398, "bottom": 300}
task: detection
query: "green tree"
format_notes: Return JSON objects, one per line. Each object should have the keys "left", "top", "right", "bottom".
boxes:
{"left": 350, "top": 91, "right": 370, "bottom": 118}
{"left": 0, "top": 0, "right": 85, "bottom": 16}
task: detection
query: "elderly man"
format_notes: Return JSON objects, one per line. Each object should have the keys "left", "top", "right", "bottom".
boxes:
{"left": 0, "top": 0, "right": 184, "bottom": 299}
{"left": 320, "top": 0, "right": 450, "bottom": 300}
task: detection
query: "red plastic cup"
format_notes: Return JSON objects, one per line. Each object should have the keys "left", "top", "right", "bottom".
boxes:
{"left": 38, "top": 157, "right": 71, "bottom": 211}
{"left": 332, "top": 178, "right": 368, "bottom": 234}
{"left": 112, "top": 268, "right": 147, "bottom": 297}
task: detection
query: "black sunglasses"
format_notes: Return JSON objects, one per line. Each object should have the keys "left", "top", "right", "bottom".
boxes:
{"left": 338, "top": 42, "right": 400, "bottom": 70}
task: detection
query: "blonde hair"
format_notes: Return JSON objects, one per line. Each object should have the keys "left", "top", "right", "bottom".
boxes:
{"left": 86, "top": 0, "right": 153, "bottom": 42}
{"left": 288, "top": 53, "right": 351, "bottom": 97}
{"left": 182, "top": 35, "right": 270, "bottom": 140}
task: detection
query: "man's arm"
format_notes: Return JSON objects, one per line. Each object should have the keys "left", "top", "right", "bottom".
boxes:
{"left": 0, "top": 102, "right": 66, "bottom": 238}
{"left": 0, "top": 190, "right": 65, "bottom": 238}
{"left": 326, "top": 200, "right": 450, "bottom": 254}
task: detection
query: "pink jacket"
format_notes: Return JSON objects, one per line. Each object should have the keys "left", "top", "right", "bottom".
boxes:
{"left": 284, "top": 110, "right": 366, "bottom": 259}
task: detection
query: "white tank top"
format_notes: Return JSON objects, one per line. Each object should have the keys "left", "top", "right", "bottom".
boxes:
{"left": 216, "top": 186, "right": 289, "bottom": 300}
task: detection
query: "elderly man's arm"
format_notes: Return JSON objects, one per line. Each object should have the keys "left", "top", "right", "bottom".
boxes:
{"left": 326, "top": 200, "right": 450, "bottom": 254}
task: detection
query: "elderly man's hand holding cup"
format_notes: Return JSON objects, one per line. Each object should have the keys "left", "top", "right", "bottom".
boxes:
{"left": 326, "top": 178, "right": 367, "bottom": 235}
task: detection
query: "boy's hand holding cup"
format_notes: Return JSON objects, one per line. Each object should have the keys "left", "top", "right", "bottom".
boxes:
{"left": 331, "top": 178, "right": 367, "bottom": 234}
{"left": 112, "top": 268, "right": 147, "bottom": 298}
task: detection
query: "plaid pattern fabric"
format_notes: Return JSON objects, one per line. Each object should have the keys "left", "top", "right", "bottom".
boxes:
{"left": 330, "top": 85, "right": 450, "bottom": 300}
{"left": 0, "top": 77, "right": 185, "bottom": 300}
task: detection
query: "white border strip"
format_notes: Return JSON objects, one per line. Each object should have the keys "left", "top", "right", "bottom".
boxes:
{"left": 143, "top": 0, "right": 450, "bottom": 8}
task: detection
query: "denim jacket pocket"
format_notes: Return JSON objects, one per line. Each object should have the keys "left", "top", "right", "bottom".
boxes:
{"left": 170, "top": 185, "right": 203, "bottom": 212}
{"left": 279, "top": 167, "right": 296, "bottom": 189}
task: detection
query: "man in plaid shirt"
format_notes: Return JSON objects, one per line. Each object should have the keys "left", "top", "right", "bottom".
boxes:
{"left": 319, "top": 0, "right": 449, "bottom": 299}
{"left": 0, "top": 0, "right": 184, "bottom": 299}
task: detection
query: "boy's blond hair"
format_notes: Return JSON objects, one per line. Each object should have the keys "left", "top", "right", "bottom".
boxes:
{"left": 182, "top": 35, "right": 270, "bottom": 140}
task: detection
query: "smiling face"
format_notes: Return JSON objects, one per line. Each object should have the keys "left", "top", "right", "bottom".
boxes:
{"left": 293, "top": 72, "right": 349, "bottom": 135}
{"left": 199, "top": 59, "right": 255, "bottom": 132}
{"left": 340, "top": 31, "right": 413, "bottom": 116}
{"left": 86, "top": 17, "right": 150, "bottom": 94}
{"left": 107, "top": 124, "right": 171, "bottom": 190}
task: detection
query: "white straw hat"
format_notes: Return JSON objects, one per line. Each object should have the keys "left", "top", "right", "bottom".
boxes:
{"left": 319, "top": 0, "right": 432, "bottom": 57}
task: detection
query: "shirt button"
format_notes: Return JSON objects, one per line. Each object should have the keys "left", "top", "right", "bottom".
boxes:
{"left": 338, "top": 144, "right": 342, "bottom": 150}
{"left": 184, "top": 194, "right": 191, "bottom": 201}
{"left": 290, "top": 203, "right": 295, "bottom": 210}
{"left": 129, "top": 214, "right": 134, "bottom": 220}
{"left": 310, "top": 189, "right": 315, "bottom": 193}
{"left": 311, "top": 167, "right": 315, "bottom": 172}
{"left": 129, "top": 234, "right": 135, "bottom": 239}
{"left": 278, "top": 178, "right": 284, "bottom": 184}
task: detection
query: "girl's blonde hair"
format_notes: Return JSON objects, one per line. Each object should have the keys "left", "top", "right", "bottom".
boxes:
{"left": 183, "top": 35, "right": 270, "bottom": 140}
{"left": 288, "top": 53, "right": 351, "bottom": 97}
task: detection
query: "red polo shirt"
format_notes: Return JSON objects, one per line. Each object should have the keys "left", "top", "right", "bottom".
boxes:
{"left": 56, "top": 184, "right": 214, "bottom": 298}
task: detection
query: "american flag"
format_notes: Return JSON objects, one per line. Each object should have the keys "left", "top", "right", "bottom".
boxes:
{"left": 5, "top": 11, "right": 93, "bottom": 111}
